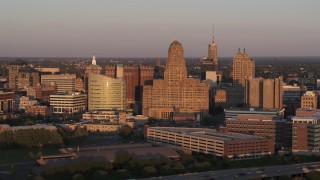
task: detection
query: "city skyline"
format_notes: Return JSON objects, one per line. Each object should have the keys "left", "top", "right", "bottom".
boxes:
{"left": 1, "top": 0, "right": 320, "bottom": 57}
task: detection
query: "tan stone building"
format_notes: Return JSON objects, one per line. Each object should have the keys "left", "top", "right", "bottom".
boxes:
{"left": 232, "top": 49, "right": 255, "bottom": 86}
{"left": 301, "top": 91, "right": 318, "bottom": 109}
{"left": 245, "top": 77, "right": 283, "bottom": 110}
{"left": 8, "top": 65, "right": 40, "bottom": 90}
{"left": 142, "top": 41, "right": 209, "bottom": 119}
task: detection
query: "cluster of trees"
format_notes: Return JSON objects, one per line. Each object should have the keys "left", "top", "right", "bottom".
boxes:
{"left": 56, "top": 126, "right": 88, "bottom": 145}
{"left": 39, "top": 151, "right": 186, "bottom": 180}
{"left": 118, "top": 125, "right": 133, "bottom": 139}
{"left": 0, "top": 129, "right": 63, "bottom": 149}
{"left": 37, "top": 151, "right": 230, "bottom": 180}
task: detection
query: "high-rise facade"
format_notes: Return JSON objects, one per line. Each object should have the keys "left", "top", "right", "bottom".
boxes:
{"left": 84, "top": 56, "right": 102, "bottom": 92}
{"left": 142, "top": 41, "right": 209, "bottom": 119}
{"left": 245, "top": 77, "right": 283, "bottom": 110}
{"left": 8, "top": 65, "right": 40, "bottom": 90}
{"left": 105, "top": 65, "right": 154, "bottom": 109}
{"left": 301, "top": 91, "right": 318, "bottom": 109}
{"left": 233, "top": 49, "right": 255, "bottom": 86}
{"left": 208, "top": 33, "right": 218, "bottom": 71}
{"left": 88, "top": 73, "right": 126, "bottom": 111}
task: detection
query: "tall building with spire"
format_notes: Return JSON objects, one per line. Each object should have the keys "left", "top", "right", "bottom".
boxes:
{"left": 200, "top": 28, "right": 221, "bottom": 85}
{"left": 208, "top": 27, "right": 218, "bottom": 71}
{"left": 232, "top": 49, "right": 255, "bottom": 86}
{"left": 84, "top": 55, "right": 102, "bottom": 92}
{"left": 143, "top": 41, "right": 209, "bottom": 119}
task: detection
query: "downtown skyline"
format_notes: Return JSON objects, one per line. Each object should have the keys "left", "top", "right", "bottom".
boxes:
{"left": 1, "top": 0, "right": 320, "bottom": 57}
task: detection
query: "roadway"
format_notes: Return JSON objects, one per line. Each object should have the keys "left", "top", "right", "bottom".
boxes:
{"left": 145, "top": 162, "right": 320, "bottom": 180}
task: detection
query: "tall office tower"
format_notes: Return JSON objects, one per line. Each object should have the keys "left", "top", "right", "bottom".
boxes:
{"left": 208, "top": 30, "right": 218, "bottom": 71}
{"left": 8, "top": 65, "right": 39, "bottom": 90}
{"left": 301, "top": 91, "right": 318, "bottom": 109}
{"left": 245, "top": 77, "right": 283, "bottom": 110}
{"left": 88, "top": 73, "right": 126, "bottom": 111}
{"left": 123, "top": 66, "right": 139, "bottom": 108}
{"left": 41, "top": 74, "right": 76, "bottom": 94}
{"left": 84, "top": 55, "right": 102, "bottom": 92}
{"left": 232, "top": 49, "right": 255, "bottom": 86}
{"left": 105, "top": 65, "right": 154, "bottom": 109}
{"left": 143, "top": 41, "right": 209, "bottom": 119}
{"left": 8, "top": 65, "right": 19, "bottom": 89}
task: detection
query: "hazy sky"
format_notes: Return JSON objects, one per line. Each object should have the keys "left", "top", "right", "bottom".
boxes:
{"left": 0, "top": 0, "right": 319, "bottom": 57}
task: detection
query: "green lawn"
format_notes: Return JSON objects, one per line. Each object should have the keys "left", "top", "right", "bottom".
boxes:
{"left": 0, "top": 147, "right": 60, "bottom": 164}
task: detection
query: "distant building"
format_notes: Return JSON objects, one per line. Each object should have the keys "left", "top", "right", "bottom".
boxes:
{"left": 35, "top": 83, "right": 57, "bottom": 101}
{"left": 88, "top": 73, "right": 126, "bottom": 111}
{"left": 8, "top": 65, "right": 40, "bottom": 90}
{"left": 50, "top": 93, "right": 86, "bottom": 114}
{"left": 0, "top": 91, "right": 15, "bottom": 115}
{"left": 301, "top": 91, "right": 318, "bottom": 109}
{"left": 25, "top": 105, "right": 53, "bottom": 116}
{"left": 18, "top": 96, "right": 37, "bottom": 110}
{"left": 146, "top": 126, "right": 274, "bottom": 160}
{"left": 232, "top": 49, "right": 255, "bottom": 86}
{"left": 143, "top": 41, "right": 209, "bottom": 119}
{"left": 75, "top": 78, "right": 84, "bottom": 92}
{"left": 35, "top": 67, "right": 60, "bottom": 74}
{"left": 41, "top": 74, "right": 76, "bottom": 94}
{"left": 84, "top": 55, "right": 102, "bottom": 92}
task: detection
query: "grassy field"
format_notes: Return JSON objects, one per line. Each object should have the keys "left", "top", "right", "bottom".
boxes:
{"left": 0, "top": 147, "right": 60, "bottom": 164}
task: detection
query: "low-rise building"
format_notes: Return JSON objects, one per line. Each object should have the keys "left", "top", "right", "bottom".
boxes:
{"left": 0, "top": 124, "right": 57, "bottom": 132}
{"left": 226, "top": 115, "right": 291, "bottom": 149}
{"left": 50, "top": 93, "right": 86, "bottom": 114}
{"left": 145, "top": 126, "right": 274, "bottom": 160}
{"left": 25, "top": 105, "right": 53, "bottom": 116}
{"left": 225, "top": 108, "right": 285, "bottom": 120}
{"left": 292, "top": 109, "right": 320, "bottom": 152}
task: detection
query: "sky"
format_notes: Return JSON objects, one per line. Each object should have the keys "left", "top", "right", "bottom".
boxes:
{"left": 0, "top": 0, "right": 320, "bottom": 57}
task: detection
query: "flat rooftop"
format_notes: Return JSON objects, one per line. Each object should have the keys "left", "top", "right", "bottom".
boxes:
{"left": 148, "top": 127, "right": 267, "bottom": 142}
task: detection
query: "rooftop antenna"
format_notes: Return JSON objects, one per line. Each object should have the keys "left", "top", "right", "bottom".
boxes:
{"left": 212, "top": 24, "right": 215, "bottom": 43}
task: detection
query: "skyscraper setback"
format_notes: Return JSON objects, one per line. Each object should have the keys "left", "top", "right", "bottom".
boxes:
{"left": 143, "top": 41, "right": 209, "bottom": 119}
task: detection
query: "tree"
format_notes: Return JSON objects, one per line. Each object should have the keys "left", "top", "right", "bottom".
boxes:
{"left": 115, "top": 169, "right": 130, "bottom": 179}
{"left": 119, "top": 125, "right": 133, "bottom": 139}
{"left": 143, "top": 166, "right": 157, "bottom": 177}
{"left": 93, "top": 170, "right": 108, "bottom": 180}
{"left": 159, "top": 165, "right": 172, "bottom": 176}
{"left": 114, "top": 151, "right": 132, "bottom": 169}
{"left": 72, "top": 174, "right": 85, "bottom": 180}
{"left": 172, "top": 162, "right": 185, "bottom": 174}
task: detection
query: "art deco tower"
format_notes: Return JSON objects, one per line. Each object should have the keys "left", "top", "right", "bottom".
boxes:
{"left": 232, "top": 49, "right": 255, "bottom": 86}
{"left": 164, "top": 41, "right": 187, "bottom": 84}
{"left": 208, "top": 32, "right": 218, "bottom": 71}
{"left": 142, "top": 40, "right": 209, "bottom": 119}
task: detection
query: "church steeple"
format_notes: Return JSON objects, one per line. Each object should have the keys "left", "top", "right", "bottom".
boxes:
{"left": 92, "top": 55, "right": 96, "bottom": 65}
